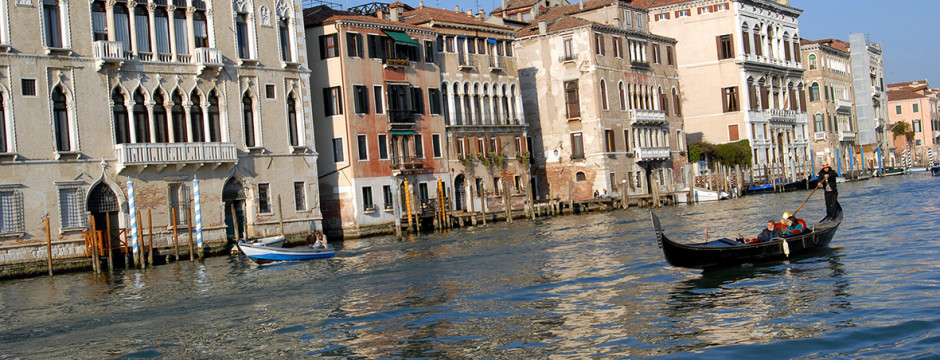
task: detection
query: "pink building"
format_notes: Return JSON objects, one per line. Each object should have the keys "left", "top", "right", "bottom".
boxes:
{"left": 886, "top": 81, "right": 939, "bottom": 167}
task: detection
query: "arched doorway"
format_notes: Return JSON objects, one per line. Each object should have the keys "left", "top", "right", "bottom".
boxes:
{"left": 87, "top": 183, "right": 121, "bottom": 261}
{"left": 454, "top": 174, "right": 466, "bottom": 211}
{"left": 222, "top": 178, "right": 246, "bottom": 241}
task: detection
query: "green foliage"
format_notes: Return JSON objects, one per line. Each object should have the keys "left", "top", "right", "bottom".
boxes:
{"left": 689, "top": 140, "right": 751, "bottom": 167}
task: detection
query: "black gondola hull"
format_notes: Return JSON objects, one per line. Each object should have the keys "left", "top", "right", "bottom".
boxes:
{"left": 651, "top": 206, "right": 842, "bottom": 269}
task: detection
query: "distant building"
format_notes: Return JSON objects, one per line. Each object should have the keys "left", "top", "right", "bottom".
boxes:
{"left": 488, "top": 0, "right": 569, "bottom": 27}
{"left": 304, "top": 5, "right": 448, "bottom": 238}
{"left": 644, "top": 0, "right": 811, "bottom": 180}
{"left": 516, "top": 0, "right": 689, "bottom": 202}
{"left": 0, "top": 0, "right": 322, "bottom": 265}
{"left": 886, "top": 81, "right": 940, "bottom": 167}
{"left": 849, "top": 33, "right": 889, "bottom": 169}
{"left": 800, "top": 38, "right": 860, "bottom": 173}
{"left": 401, "top": 6, "right": 532, "bottom": 215}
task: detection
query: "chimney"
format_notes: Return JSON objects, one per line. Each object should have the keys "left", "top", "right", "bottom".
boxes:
{"left": 538, "top": 20, "right": 547, "bottom": 35}
{"left": 391, "top": 7, "right": 400, "bottom": 22}
{"left": 419, "top": 1, "right": 424, "bottom": 8}
{"left": 467, "top": 9, "right": 473, "bottom": 16}
{"left": 479, "top": 8, "right": 485, "bottom": 19}
{"left": 501, "top": 0, "right": 507, "bottom": 16}
{"left": 579, "top": 0, "right": 584, "bottom": 10}
{"left": 455, "top": 5, "right": 460, "bottom": 13}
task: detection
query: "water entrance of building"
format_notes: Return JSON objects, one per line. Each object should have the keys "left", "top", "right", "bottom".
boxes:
{"left": 454, "top": 175, "right": 466, "bottom": 211}
{"left": 87, "top": 183, "right": 125, "bottom": 267}
{"left": 222, "top": 178, "right": 246, "bottom": 241}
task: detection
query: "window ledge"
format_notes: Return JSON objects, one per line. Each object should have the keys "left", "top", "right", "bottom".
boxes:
{"left": 384, "top": 206, "right": 395, "bottom": 213}
{"left": 0, "top": 232, "right": 25, "bottom": 239}
{"left": 281, "top": 61, "right": 302, "bottom": 69}
{"left": 567, "top": 117, "right": 581, "bottom": 123}
{"left": 55, "top": 151, "right": 81, "bottom": 160}
{"left": 246, "top": 146, "right": 265, "bottom": 153}
{"left": 0, "top": 44, "right": 11, "bottom": 53}
{"left": 45, "top": 47, "right": 73, "bottom": 56}
{"left": 291, "top": 145, "right": 309, "bottom": 153}
{"left": 59, "top": 227, "right": 86, "bottom": 235}
{"left": 239, "top": 58, "right": 260, "bottom": 66}
{"left": 0, "top": 152, "right": 19, "bottom": 161}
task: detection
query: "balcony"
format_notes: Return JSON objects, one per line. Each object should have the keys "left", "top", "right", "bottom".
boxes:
{"left": 93, "top": 41, "right": 127, "bottom": 70}
{"left": 383, "top": 58, "right": 411, "bottom": 68}
{"left": 488, "top": 57, "right": 506, "bottom": 72}
{"left": 839, "top": 130, "right": 856, "bottom": 142}
{"left": 390, "top": 155, "right": 425, "bottom": 174}
{"left": 767, "top": 108, "right": 798, "bottom": 123}
{"left": 629, "top": 109, "right": 666, "bottom": 126}
{"left": 631, "top": 60, "right": 651, "bottom": 69}
{"left": 194, "top": 47, "right": 223, "bottom": 75}
{"left": 634, "top": 146, "right": 670, "bottom": 162}
{"left": 814, "top": 131, "right": 827, "bottom": 141}
{"left": 457, "top": 56, "right": 476, "bottom": 70}
{"left": 751, "top": 136, "right": 771, "bottom": 147}
{"left": 872, "top": 86, "right": 882, "bottom": 98}
{"left": 115, "top": 142, "right": 237, "bottom": 173}
{"left": 836, "top": 99, "right": 852, "bottom": 114}
{"left": 558, "top": 54, "right": 576, "bottom": 63}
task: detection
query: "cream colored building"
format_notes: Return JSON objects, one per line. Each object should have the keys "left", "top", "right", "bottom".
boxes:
{"left": 644, "top": 0, "right": 810, "bottom": 180}
{"left": 401, "top": 6, "right": 531, "bottom": 214}
{"left": 0, "top": 0, "right": 321, "bottom": 267}
{"left": 517, "top": 0, "right": 688, "bottom": 202}
{"left": 800, "top": 38, "right": 859, "bottom": 173}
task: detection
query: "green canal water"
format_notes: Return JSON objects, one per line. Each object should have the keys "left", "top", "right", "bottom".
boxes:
{"left": 1, "top": 173, "right": 939, "bottom": 358}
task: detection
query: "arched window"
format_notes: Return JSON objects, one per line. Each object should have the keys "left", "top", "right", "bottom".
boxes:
{"left": 112, "top": 89, "right": 130, "bottom": 144}
{"left": 814, "top": 113, "right": 824, "bottom": 133}
{"left": 482, "top": 84, "right": 491, "bottom": 125}
{"left": 600, "top": 80, "right": 608, "bottom": 110}
{"left": 171, "top": 91, "right": 187, "bottom": 142}
{"left": 207, "top": 90, "right": 221, "bottom": 142}
{"left": 132, "top": 89, "right": 150, "bottom": 143}
{"left": 190, "top": 90, "right": 204, "bottom": 142}
{"left": 278, "top": 18, "right": 292, "bottom": 62}
{"left": 808, "top": 54, "right": 817, "bottom": 70}
{"left": 575, "top": 171, "right": 586, "bottom": 182}
{"left": 672, "top": 88, "right": 681, "bottom": 116}
{"left": 52, "top": 86, "right": 71, "bottom": 151}
{"left": 809, "top": 82, "right": 820, "bottom": 102}
{"left": 153, "top": 91, "right": 168, "bottom": 142}
{"left": 235, "top": 12, "right": 250, "bottom": 59}
{"left": 619, "top": 82, "right": 626, "bottom": 111}
{"left": 242, "top": 93, "right": 255, "bottom": 147}
{"left": 564, "top": 81, "right": 580, "bottom": 119}
{"left": 287, "top": 93, "right": 299, "bottom": 146}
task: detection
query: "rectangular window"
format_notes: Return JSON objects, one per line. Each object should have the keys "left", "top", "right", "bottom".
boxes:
{"left": 378, "top": 134, "right": 389, "bottom": 160}
{"left": 913, "top": 120, "right": 922, "bottom": 133}
{"left": 294, "top": 182, "right": 306, "bottom": 211}
{"left": 505, "top": 40, "right": 513, "bottom": 56}
{"left": 428, "top": 88, "right": 442, "bottom": 115}
{"left": 666, "top": 46, "right": 674, "bottom": 65}
{"left": 571, "top": 132, "right": 584, "bottom": 159}
{"left": 477, "top": 137, "right": 485, "bottom": 154}
{"left": 418, "top": 183, "right": 429, "bottom": 204}
{"left": 913, "top": 103, "right": 919, "bottom": 113}
{"left": 347, "top": 32, "right": 363, "bottom": 58}
{"left": 457, "top": 137, "right": 466, "bottom": 156}
{"left": 411, "top": 87, "right": 424, "bottom": 114}
{"left": 43, "top": 0, "right": 62, "bottom": 48}
{"left": 612, "top": 37, "right": 622, "bottom": 58}
{"left": 362, "top": 186, "right": 374, "bottom": 210}
{"left": 677, "top": 9, "right": 690, "bottom": 17}
{"left": 323, "top": 86, "right": 342, "bottom": 116}
{"left": 21, "top": 79, "right": 36, "bottom": 97}
{"left": 58, "top": 187, "right": 85, "bottom": 229}
{"left": 332, "top": 137, "right": 344, "bottom": 162}
{"left": 168, "top": 183, "right": 191, "bottom": 226}
{"left": 656, "top": 13, "right": 668, "bottom": 21}
{"left": 514, "top": 136, "right": 523, "bottom": 153}
{"left": 624, "top": 129, "right": 630, "bottom": 152}
{"left": 563, "top": 38, "right": 574, "bottom": 60}
{"left": 353, "top": 85, "right": 369, "bottom": 114}
{"left": 357, "top": 134, "right": 368, "bottom": 160}
{"left": 424, "top": 40, "right": 435, "bottom": 63}
{"left": 257, "top": 183, "right": 271, "bottom": 214}
{"left": 493, "top": 177, "right": 501, "bottom": 196}
{"left": 728, "top": 124, "right": 739, "bottom": 141}
{"left": 320, "top": 34, "right": 339, "bottom": 59}
{"left": 374, "top": 85, "right": 384, "bottom": 114}
{"left": 0, "top": 190, "right": 25, "bottom": 234}
{"left": 564, "top": 80, "right": 580, "bottom": 119}
{"left": 265, "top": 84, "right": 276, "bottom": 99}
{"left": 414, "top": 134, "right": 424, "bottom": 158}
{"left": 432, "top": 134, "right": 442, "bottom": 158}
{"left": 595, "top": 34, "right": 605, "bottom": 56}
{"left": 383, "top": 185, "right": 393, "bottom": 209}
{"left": 722, "top": 86, "right": 740, "bottom": 112}
{"left": 637, "top": 13, "right": 644, "bottom": 28}
{"left": 652, "top": 44, "right": 661, "bottom": 64}
{"left": 604, "top": 130, "right": 615, "bottom": 152}
{"left": 896, "top": 105, "right": 902, "bottom": 114}
{"left": 717, "top": 34, "right": 733, "bottom": 59}
{"left": 445, "top": 36, "right": 454, "bottom": 52}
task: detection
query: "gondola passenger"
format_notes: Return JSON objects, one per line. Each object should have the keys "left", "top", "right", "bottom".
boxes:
{"left": 757, "top": 220, "right": 783, "bottom": 242}
{"left": 784, "top": 216, "right": 804, "bottom": 236}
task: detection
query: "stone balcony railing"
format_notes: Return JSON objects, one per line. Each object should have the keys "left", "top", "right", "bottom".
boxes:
{"left": 115, "top": 142, "right": 237, "bottom": 172}
{"left": 93, "top": 41, "right": 223, "bottom": 74}
{"left": 836, "top": 99, "right": 852, "bottom": 114}
{"left": 839, "top": 130, "right": 856, "bottom": 142}
{"left": 629, "top": 109, "right": 667, "bottom": 126}
{"left": 634, "top": 146, "right": 670, "bottom": 162}
{"left": 814, "top": 131, "right": 827, "bottom": 141}
{"left": 767, "top": 108, "right": 798, "bottom": 122}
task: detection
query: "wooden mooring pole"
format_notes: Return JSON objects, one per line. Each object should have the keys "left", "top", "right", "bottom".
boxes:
{"left": 171, "top": 208, "right": 180, "bottom": 261}
{"left": 45, "top": 216, "right": 53, "bottom": 276}
{"left": 147, "top": 209, "right": 154, "bottom": 266}
{"left": 89, "top": 213, "right": 100, "bottom": 274}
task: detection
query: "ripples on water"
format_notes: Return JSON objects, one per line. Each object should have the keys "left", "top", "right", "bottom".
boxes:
{"left": 1, "top": 175, "right": 939, "bottom": 358}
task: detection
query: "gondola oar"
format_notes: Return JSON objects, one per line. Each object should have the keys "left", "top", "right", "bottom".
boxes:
{"left": 791, "top": 184, "right": 820, "bottom": 217}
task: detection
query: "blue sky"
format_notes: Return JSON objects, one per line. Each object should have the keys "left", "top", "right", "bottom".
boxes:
{"left": 353, "top": 0, "right": 940, "bottom": 86}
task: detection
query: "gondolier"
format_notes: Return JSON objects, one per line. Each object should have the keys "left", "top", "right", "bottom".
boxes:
{"left": 817, "top": 164, "right": 838, "bottom": 221}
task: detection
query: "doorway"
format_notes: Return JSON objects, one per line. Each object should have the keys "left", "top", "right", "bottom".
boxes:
{"left": 87, "top": 183, "right": 122, "bottom": 263}
{"left": 222, "top": 178, "right": 246, "bottom": 241}
{"left": 454, "top": 175, "right": 466, "bottom": 211}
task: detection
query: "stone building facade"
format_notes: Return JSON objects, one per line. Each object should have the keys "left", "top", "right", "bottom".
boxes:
{"left": 800, "top": 38, "right": 859, "bottom": 173}
{"left": 517, "top": 0, "right": 689, "bottom": 202}
{"left": 0, "top": 0, "right": 321, "bottom": 266}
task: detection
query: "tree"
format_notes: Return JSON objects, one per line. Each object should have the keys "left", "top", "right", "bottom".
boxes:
{"left": 689, "top": 140, "right": 751, "bottom": 168}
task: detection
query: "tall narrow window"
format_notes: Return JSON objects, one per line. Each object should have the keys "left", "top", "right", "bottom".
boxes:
{"left": 171, "top": 91, "right": 187, "bottom": 142}
{"left": 728, "top": 124, "right": 739, "bottom": 141}
{"left": 257, "top": 183, "right": 271, "bottom": 214}
{"left": 168, "top": 183, "right": 191, "bottom": 226}
{"left": 113, "top": 4, "right": 131, "bottom": 50}
{"left": 279, "top": 18, "right": 292, "bottom": 62}
{"left": 378, "top": 134, "right": 388, "bottom": 160}
{"left": 190, "top": 90, "right": 204, "bottom": 142}
{"left": 357, "top": 134, "right": 368, "bottom": 160}
{"left": 604, "top": 130, "right": 615, "bottom": 152}
{"left": 414, "top": 134, "right": 424, "bottom": 158}
{"left": 564, "top": 81, "right": 580, "bottom": 119}
{"left": 287, "top": 93, "right": 299, "bottom": 146}
{"left": 42, "top": 0, "right": 62, "bottom": 48}
{"left": 154, "top": 8, "right": 171, "bottom": 56}
{"left": 563, "top": 38, "right": 574, "bottom": 60}
{"left": 717, "top": 34, "right": 733, "bottom": 59}
{"left": 619, "top": 82, "right": 626, "bottom": 110}
{"left": 323, "top": 86, "right": 342, "bottom": 116}
{"left": 374, "top": 85, "right": 384, "bottom": 114}
{"left": 294, "top": 182, "right": 306, "bottom": 211}
{"left": 235, "top": 13, "right": 250, "bottom": 59}
{"left": 242, "top": 93, "right": 255, "bottom": 147}
{"left": 174, "top": 9, "right": 189, "bottom": 55}
{"left": 809, "top": 82, "right": 820, "bottom": 102}
{"left": 362, "top": 186, "right": 374, "bottom": 210}
{"left": 91, "top": 1, "right": 108, "bottom": 41}
{"left": 193, "top": 10, "right": 208, "bottom": 48}
{"left": 133, "top": 89, "right": 150, "bottom": 143}
{"left": 571, "top": 132, "right": 584, "bottom": 158}
{"left": 353, "top": 85, "right": 368, "bottom": 114}
{"left": 672, "top": 88, "right": 681, "bottom": 116}
{"left": 722, "top": 86, "right": 740, "bottom": 112}
{"left": 383, "top": 185, "right": 393, "bottom": 209}
{"left": 320, "top": 34, "right": 339, "bottom": 59}
{"left": 207, "top": 91, "right": 221, "bottom": 142}
{"left": 153, "top": 91, "right": 169, "bottom": 142}
{"left": 332, "top": 137, "right": 344, "bottom": 162}
{"left": 112, "top": 90, "right": 130, "bottom": 144}
{"left": 429, "top": 88, "right": 442, "bottom": 115}
{"left": 58, "top": 187, "right": 85, "bottom": 229}
{"left": 134, "top": 5, "right": 151, "bottom": 55}
{"left": 0, "top": 96, "right": 6, "bottom": 153}
{"left": 600, "top": 80, "right": 608, "bottom": 110}
{"left": 346, "top": 32, "right": 362, "bottom": 58}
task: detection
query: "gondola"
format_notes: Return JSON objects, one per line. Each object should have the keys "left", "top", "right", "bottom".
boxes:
{"left": 650, "top": 202, "right": 842, "bottom": 269}
{"left": 743, "top": 177, "right": 817, "bottom": 195}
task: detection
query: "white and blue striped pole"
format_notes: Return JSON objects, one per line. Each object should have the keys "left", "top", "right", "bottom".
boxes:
{"left": 193, "top": 176, "right": 203, "bottom": 257}
{"left": 127, "top": 177, "right": 139, "bottom": 266}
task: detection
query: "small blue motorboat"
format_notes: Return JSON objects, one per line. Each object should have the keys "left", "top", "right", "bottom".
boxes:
{"left": 236, "top": 243, "right": 335, "bottom": 264}
{"left": 930, "top": 166, "right": 940, "bottom": 176}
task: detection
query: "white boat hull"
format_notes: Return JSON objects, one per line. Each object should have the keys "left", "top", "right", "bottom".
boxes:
{"left": 676, "top": 187, "right": 730, "bottom": 203}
